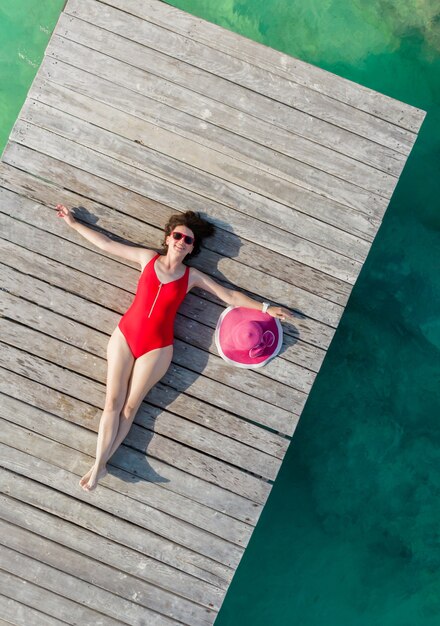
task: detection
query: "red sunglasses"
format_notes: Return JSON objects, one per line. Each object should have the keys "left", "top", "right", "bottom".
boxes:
{"left": 171, "top": 231, "right": 194, "bottom": 245}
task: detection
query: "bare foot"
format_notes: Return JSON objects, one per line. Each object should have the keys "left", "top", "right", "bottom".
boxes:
{"left": 79, "top": 464, "right": 107, "bottom": 491}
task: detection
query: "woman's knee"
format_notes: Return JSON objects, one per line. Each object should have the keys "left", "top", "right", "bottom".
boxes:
{"left": 103, "top": 397, "right": 126, "bottom": 414}
{"left": 120, "top": 402, "right": 140, "bottom": 422}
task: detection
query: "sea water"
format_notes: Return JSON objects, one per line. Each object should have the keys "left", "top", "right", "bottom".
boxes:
{"left": 1, "top": 1, "right": 439, "bottom": 624}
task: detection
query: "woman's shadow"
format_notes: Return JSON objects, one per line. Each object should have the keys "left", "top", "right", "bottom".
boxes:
{"left": 77, "top": 208, "right": 305, "bottom": 486}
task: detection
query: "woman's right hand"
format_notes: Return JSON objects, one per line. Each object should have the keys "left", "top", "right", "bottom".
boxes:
{"left": 56, "top": 204, "right": 76, "bottom": 228}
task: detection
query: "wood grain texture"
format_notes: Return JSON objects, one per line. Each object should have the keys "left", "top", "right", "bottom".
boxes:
{"left": 96, "top": 0, "right": 425, "bottom": 132}
{"left": 64, "top": 0, "right": 418, "bottom": 153}
{"left": 0, "top": 568, "right": 123, "bottom": 626}
{"left": 47, "top": 23, "right": 409, "bottom": 177}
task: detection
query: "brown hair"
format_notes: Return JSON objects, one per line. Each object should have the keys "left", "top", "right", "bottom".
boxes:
{"left": 160, "top": 210, "right": 215, "bottom": 259}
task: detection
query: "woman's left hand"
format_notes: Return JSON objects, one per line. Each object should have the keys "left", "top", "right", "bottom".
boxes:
{"left": 267, "top": 306, "right": 294, "bottom": 322}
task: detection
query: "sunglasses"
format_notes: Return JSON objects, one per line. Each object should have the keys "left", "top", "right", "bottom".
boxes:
{"left": 170, "top": 231, "right": 194, "bottom": 245}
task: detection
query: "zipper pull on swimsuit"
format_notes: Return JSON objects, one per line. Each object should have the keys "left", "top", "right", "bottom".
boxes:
{"left": 118, "top": 253, "right": 190, "bottom": 358}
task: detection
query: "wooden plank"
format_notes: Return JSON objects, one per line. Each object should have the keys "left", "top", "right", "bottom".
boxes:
{"left": 0, "top": 588, "right": 70, "bottom": 626}
{"left": 0, "top": 159, "right": 351, "bottom": 309}
{"left": 0, "top": 184, "right": 341, "bottom": 341}
{"left": 0, "top": 519, "right": 216, "bottom": 625}
{"left": 0, "top": 301, "right": 301, "bottom": 431}
{"left": 0, "top": 343, "right": 274, "bottom": 502}
{"left": 11, "top": 107, "right": 371, "bottom": 272}
{"left": 0, "top": 280, "right": 288, "bottom": 458}
{"left": 0, "top": 439, "right": 244, "bottom": 570}
{"left": 31, "top": 66, "right": 390, "bottom": 225}
{"left": 0, "top": 235, "right": 322, "bottom": 414}
{"left": 0, "top": 569, "right": 120, "bottom": 626}
{"left": 1, "top": 469, "right": 233, "bottom": 589}
{"left": 99, "top": 0, "right": 425, "bottom": 132}
{"left": 2, "top": 356, "right": 280, "bottom": 488}
{"left": 0, "top": 402, "right": 258, "bottom": 543}
{"left": 26, "top": 79, "right": 384, "bottom": 242}
{"left": 0, "top": 189, "right": 336, "bottom": 352}
{"left": 35, "top": 60, "right": 396, "bottom": 206}
{"left": 0, "top": 209, "right": 310, "bottom": 409}
{"left": 0, "top": 494, "right": 224, "bottom": 610}
{"left": 0, "top": 372, "right": 268, "bottom": 522}
{"left": 47, "top": 22, "right": 409, "bottom": 176}
{"left": 38, "top": 54, "right": 397, "bottom": 200}
{"left": 0, "top": 544, "right": 180, "bottom": 626}
{"left": 5, "top": 124, "right": 362, "bottom": 284}
{"left": 64, "top": 0, "right": 418, "bottom": 154}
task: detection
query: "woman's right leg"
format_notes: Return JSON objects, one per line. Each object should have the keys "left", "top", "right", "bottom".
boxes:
{"left": 80, "top": 326, "right": 135, "bottom": 491}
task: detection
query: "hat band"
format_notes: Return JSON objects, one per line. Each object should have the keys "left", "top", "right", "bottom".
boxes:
{"left": 249, "top": 330, "right": 275, "bottom": 358}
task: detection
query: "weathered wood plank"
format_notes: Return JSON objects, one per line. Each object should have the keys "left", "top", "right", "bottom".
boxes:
{"left": 0, "top": 278, "right": 288, "bottom": 458}
{"left": 34, "top": 59, "right": 397, "bottom": 204}
{"left": 0, "top": 208, "right": 310, "bottom": 411}
{"left": 31, "top": 67, "right": 390, "bottom": 226}
{"left": 1, "top": 469, "right": 233, "bottom": 589}
{"left": 0, "top": 439, "right": 244, "bottom": 570}
{"left": 37, "top": 57, "right": 396, "bottom": 200}
{"left": 0, "top": 401, "right": 257, "bottom": 543}
{"left": 5, "top": 124, "right": 362, "bottom": 284}
{"left": 0, "top": 299, "right": 302, "bottom": 430}
{"left": 0, "top": 374, "right": 267, "bottom": 523}
{"left": 64, "top": 0, "right": 417, "bottom": 154}
{"left": 1, "top": 274, "right": 288, "bottom": 458}
{"left": 0, "top": 586, "right": 70, "bottom": 626}
{"left": 26, "top": 80, "right": 384, "bottom": 242}
{"left": 1, "top": 519, "right": 216, "bottom": 625}
{"left": 0, "top": 493, "right": 224, "bottom": 610}
{"left": 98, "top": 0, "right": 425, "bottom": 132}
{"left": 13, "top": 102, "right": 372, "bottom": 272}
{"left": 2, "top": 352, "right": 280, "bottom": 488}
{"left": 0, "top": 158, "right": 351, "bottom": 308}
{"left": 0, "top": 569, "right": 122, "bottom": 626}
{"left": 0, "top": 184, "right": 341, "bottom": 340}
{"left": 0, "top": 342, "right": 274, "bottom": 502}
{"left": 47, "top": 23, "right": 409, "bottom": 176}
{"left": 0, "top": 543, "right": 180, "bottom": 625}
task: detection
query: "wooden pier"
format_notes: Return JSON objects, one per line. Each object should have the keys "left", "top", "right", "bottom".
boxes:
{"left": 0, "top": 0, "right": 425, "bottom": 623}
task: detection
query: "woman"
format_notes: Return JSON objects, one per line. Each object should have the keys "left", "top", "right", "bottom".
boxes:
{"left": 56, "top": 204, "right": 293, "bottom": 491}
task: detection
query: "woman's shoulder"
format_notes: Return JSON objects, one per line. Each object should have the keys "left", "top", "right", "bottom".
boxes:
{"left": 139, "top": 249, "right": 159, "bottom": 270}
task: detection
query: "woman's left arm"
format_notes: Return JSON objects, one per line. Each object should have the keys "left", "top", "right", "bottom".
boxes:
{"left": 190, "top": 268, "right": 294, "bottom": 322}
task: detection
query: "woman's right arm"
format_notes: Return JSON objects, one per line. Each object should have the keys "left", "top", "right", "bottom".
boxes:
{"left": 56, "top": 204, "right": 155, "bottom": 267}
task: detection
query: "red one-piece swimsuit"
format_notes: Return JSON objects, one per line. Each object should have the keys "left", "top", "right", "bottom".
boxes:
{"left": 118, "top": 253, "right": 190, "bottom": 358}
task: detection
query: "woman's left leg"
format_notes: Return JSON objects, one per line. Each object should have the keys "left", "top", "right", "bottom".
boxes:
{"left": 103, "top": 345, "right": 173, "bottom": 469}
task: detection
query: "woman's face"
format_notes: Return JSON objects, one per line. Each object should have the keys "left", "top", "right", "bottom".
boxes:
{"left": 166, "top": 225, "right": 195, "bottom": 255}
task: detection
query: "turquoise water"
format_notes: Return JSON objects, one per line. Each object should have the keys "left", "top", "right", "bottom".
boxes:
{"left": 0, "top": 1, "right": 65, "bottom": 152}
{"left": 1, "top": 1, "right": 439, "bottom": 624}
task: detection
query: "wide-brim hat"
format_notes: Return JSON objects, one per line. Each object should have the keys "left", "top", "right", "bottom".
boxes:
{"left": 215, "top": 306, "right": 283, "bottom": 368}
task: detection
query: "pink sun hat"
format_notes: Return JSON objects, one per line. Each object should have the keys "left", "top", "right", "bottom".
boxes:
{"left": 215, "top": 306, "right": 283, "bottom": 368}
